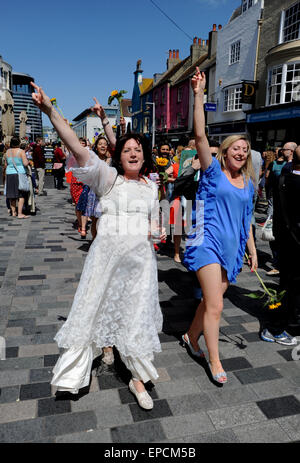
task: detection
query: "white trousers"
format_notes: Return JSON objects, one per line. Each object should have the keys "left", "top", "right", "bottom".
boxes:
{"left": 51, "top": 345, "right": 159, "bottom": 394}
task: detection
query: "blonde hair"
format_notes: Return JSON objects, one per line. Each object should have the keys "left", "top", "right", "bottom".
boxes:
{"left": 216, "top": 135, "right": 256, "bottom": 184}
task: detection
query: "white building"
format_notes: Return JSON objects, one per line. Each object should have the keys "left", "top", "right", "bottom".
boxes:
{"left": 209, "top": 0, "right": 264, "bottom": 142}
{"left": 72, "top": 105, "right": 119, "bottom": 143}
{"left": 0, "top": 55, "right": 12, "bottom": 99}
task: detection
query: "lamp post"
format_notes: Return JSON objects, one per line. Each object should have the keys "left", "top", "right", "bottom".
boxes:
{"left": 146, "top": 101, "right": 155, "bottom": 150}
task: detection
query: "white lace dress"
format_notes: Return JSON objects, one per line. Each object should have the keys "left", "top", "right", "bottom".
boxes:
{"left": 51, "top": 152, "right": 163, "bottom": 393}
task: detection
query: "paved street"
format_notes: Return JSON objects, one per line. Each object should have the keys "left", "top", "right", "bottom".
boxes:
{"left": 0, "top": 179, "right": 300, "bottom": 444}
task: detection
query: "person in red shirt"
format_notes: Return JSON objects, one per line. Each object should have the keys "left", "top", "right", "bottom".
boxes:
{"left": 53, "top": 142, "right": 66, "bottom": 189}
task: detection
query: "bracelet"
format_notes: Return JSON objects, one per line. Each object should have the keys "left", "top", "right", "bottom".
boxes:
{"left": 102, "top": 119, "right": 109, "bottom": 127}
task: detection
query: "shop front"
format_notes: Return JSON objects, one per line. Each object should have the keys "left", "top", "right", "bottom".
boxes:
{"left": 246, "top": 102, "right": 300, "bottom": 151}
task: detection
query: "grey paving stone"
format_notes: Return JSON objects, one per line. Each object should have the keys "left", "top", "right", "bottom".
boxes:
{"left": 256, "top": 395, "right": 300, "bottom": 419}
{"left": 0, "top": 369, "right": 29, "bottom": 388}
{"left": 43, "top": 410, "right": 97, "bottom": 438}
{"left": 0, "top": 417, "right": 45, "bottom": 442}
{"left": 208, "top": 384, "right": 259, "bottom": 407}
{"left": 0, "top": 356, "right": 44, "bottom": 371}
{"left": 166, "top": 363, "right": 204, "bottom": 381}
{"left": 0, "top": 385, "right": 20, "bottom": 403}
{"left": 129, "top": 399, "right": 172, "bottom": 422}
{"left": 111, "top": 420, "right": 166, "bottom": 443}
{"left": 234, "top": 366, "right": 283, "bottom": 384}
{"left": 0, "top": 400, "right": 37, "bottom": 424}
{"left": 179, "top": 429, "right": 239, "bottom": 443}
{"left": 55, "top": 428, "right": 112, "bottom": 443}
{"left": 71, "top": 389, "right": 121, "bottom": 412}
{"left": 38, "top": 397, "right": 71, "bottom": 417}
{"left": 248, "top": 377, "right": 300, "bottom": 400}
{"left": 155, "top": 377, "right": 201, "bottom": 399}
{"left": 161, "top": 411, "right": 215, "bottom": 439}
{"left": 20, "top": 382, "right": 52, "bottom": 401}
{"left": 233, "top": 420, "right": 291, "bottom": 443}
{"left": 207, "top": 403, "right": 267, "bottom": 430}
{"left": 30, "top": 368, "right": 53, "bottom": 383}
{"left": 277, "top": 414, "right": 300, "bottom": 441}
{"left": 94, "top": 404, "right": 133, "bottom": 429}
{"left": 167, "top": 392, "right": 216, "bottom": 416}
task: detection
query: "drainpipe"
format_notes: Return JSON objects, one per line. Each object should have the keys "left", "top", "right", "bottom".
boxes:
{"left": 254, "top": 19, "right": 263, "bottom": 82}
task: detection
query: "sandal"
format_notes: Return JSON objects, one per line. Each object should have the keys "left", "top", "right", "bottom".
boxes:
{"left": 181, "top": 333, "right": 205, "bottom": 358}
{"left": 208, "top": 362, "right": 227, "bottom": 384}
{"left": 80, "top": 229, "right": 87, "bottom": 239}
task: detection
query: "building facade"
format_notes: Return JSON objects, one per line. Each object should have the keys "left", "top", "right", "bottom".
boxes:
{"left": 246, "top": 0, "right": 300, "bottom": 150}
{"left": 131, "top": 60, "right": 153, "bottom": 136}
{"left": 0, "top": 55, "right": 13, "bottom": 140}
{"left": 209, "top": 0, "right": 264, "bottom": 142}
{"left": 72, "top": 105, "right": 118, "bottom": 142}
{"left": 12, "top": 73, "right": 42, "bottom": 141}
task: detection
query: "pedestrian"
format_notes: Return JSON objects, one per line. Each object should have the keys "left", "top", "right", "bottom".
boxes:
{"left": 182, "top": 68, "right": 257, "bottom": 384}
{"left": 53, "top": 142, "right": 66, "bottom": 190}
{"left": 70, "top": 138, "right": 89, "bottom": 238}
{"left": 32, "top": 137, "right": 46, "bottom": 196}
{"left": 4, "top": 137, "right": 30, "bottom": 219}
{"left": 260, "top": 145, "right": 300, "bottom": 345}
{"left": 31, "top": 82, "right": 165, "bottom": 409}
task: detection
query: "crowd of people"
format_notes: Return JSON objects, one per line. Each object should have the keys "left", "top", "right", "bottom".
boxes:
{"left": 0, "top": 69, "right": 298, "bottom": 411}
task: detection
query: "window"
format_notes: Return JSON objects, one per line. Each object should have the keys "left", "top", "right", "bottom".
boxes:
{"left": 267, "top": 63, "right": 300, "bottom": 104}
{"left": 177, "top": 87, "right": 183, "bottom": 103}
{"left": 143, "top": 117, "right": 150, "bottom": 133}
{"left": 177, "top": 113, "right": 182, "bottom": 127}
{"left": 224, "top": 86, "right": 242, "bottom": 112}
{"left": 230, "top": 40, "right": 240, "bottom": 65}
{"left": 268, "top": 66, "right": 282, "bottom": 105}
{"left": 267, "top": 62, "right": 300, "bottom": 105}
{"left": 282, "top": 1, "right": 300, "bottom": 43}
{"left": 242, "top": 0, "right": 253, "bottom": 13}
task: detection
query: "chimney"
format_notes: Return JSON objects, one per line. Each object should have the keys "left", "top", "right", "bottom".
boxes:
{"left": 208, "top": 23, "right": 220, "bottom": 59}
{"left": 190, "top": 35, "right": 208, "bottom": 63}
{"left": 167, "top": 49, "right": 181, "bottom": 70}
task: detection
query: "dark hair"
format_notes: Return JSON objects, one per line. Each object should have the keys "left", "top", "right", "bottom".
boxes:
{"left": 112, "top": 133, "right": 153, "bottom": 176}
{"left": 79, "top": 137, "right": 87, "bottom": 146}
{"left": 208, "top": 139, "right": 220, "bottom": 148}
{"left": 158, "top": 142, "right": 171, "bottom": 152}
{"left": 292, "top": 146, "right": 300, "bottom": 167}
{"left": 10, "top": 136, "right": 20, "bottom": 148}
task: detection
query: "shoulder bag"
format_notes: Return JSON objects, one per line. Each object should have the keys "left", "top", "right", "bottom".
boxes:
{"left": 10, "top": 152, "right": 30, "bottom": 192}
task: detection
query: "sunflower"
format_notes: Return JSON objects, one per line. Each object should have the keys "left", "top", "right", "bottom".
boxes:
{"left": 108, "top": 89, "right": 127, "bottom": 117}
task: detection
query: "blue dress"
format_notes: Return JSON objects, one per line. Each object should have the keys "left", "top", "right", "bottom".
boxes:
{"left": 184, "top": 158, "right": 254, "bottom": 283}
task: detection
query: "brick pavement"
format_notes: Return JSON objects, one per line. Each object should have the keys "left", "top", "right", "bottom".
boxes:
{"left": 0, "top": 179, "right": 300, "bottom": 443}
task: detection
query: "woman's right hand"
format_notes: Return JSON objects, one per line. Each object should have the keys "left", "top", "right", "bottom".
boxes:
{"left": 191, "top": 67, "right": 206, "bottom": 95}
{"left": 91, "top": 97, "right": 106, "bottom": 120}
{"left": 31, "top": 82, "right": 53, "bottom": 115}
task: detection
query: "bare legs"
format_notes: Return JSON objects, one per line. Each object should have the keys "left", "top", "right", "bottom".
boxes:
{"left": 187, "top": 263, "right": 229, "bottom": 380}
{"left": 174, "top": 235, "right": 182, "bottom": 262}
{"left": 10, "top": 198, "right": 28, "bottom": 218}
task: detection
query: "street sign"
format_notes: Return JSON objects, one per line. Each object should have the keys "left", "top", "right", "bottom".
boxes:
{"left": 204, "top": 103, "right": 217, "bottom": 112}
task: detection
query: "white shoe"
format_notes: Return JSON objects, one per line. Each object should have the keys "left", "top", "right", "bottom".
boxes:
{"left": 129, "top": 379, "right": 153, "bottom": 410}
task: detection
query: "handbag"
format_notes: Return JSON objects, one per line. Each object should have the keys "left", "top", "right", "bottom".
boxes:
{"left": 11, "top": 154, "right": 30, "bottom": 192}
{"left": 172, "top": 171, "right": 198, "bottom": 201}
{"left": 261, "top": 215, "right": 275, "bottom": 241}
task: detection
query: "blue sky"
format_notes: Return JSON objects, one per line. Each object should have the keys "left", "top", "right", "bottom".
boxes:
{"left": 2, "top": 0, "right": 240, "bottom": 123}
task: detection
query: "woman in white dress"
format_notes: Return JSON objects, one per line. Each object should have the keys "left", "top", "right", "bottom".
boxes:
{"left": 31, "top": 83, "right": 164, "bottom": 410}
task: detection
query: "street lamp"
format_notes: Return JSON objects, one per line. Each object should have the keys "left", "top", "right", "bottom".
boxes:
{"left": 146, "top": 101, "right": 155, "bottom": 150}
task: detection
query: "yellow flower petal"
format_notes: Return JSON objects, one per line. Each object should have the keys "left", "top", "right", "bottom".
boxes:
{"left": 111, "top": 90, "right": 118, "bottom": 97}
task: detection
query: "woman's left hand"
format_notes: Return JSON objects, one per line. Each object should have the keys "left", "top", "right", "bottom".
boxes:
{"left": 248, "top": 253, "right": 258, "bottom": 272}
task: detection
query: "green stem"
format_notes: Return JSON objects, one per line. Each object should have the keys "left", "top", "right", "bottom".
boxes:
{"left": 245, "top": 252, "right": 272, "bottom": 297}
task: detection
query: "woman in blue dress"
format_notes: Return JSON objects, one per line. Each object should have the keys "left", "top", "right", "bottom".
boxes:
{"left": 182, "top": 68, "right": 258, "bottom": 383}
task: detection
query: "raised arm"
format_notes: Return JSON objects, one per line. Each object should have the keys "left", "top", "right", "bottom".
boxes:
{"left": 91, "top": 98, "right": 117, "bottom": 149}
{"left": 31, "top": 82, "right": 89, "bottom": 167}
{"left": 192, "top": 68, "right": 212, "bottom": 171}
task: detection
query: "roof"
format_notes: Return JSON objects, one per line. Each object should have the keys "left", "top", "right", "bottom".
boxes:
{"left": 73, "top": 105, "right": 118, "bottom": 122}
{"left": 139, "top": 78, "right": 153, "bottom": 95}
{"left": 174, "top": 53, "right": 209, "bottom": 86}
{"left": 152, "top": 56, "right": 190, "bottom": 88}
{"left": 120, "top": 99, "right": 132, "bottom": 117}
